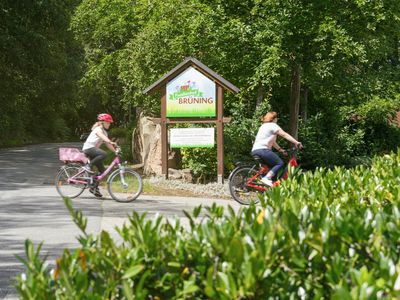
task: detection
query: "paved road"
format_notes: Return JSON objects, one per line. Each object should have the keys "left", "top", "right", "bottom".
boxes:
{"left": 0, "top": 143, "right": 239, "bottom": 299}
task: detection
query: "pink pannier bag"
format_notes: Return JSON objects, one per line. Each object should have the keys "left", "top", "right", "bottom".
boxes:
{"left": 59, "top": 148, "right": 88, "bottom": 164}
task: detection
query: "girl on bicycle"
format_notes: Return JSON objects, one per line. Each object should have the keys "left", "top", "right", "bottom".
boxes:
{"left": 82, "top": 113, "right": 117, "bottom": 197}
{"left": 251, "top": 111, "right": 302, "bottom": 187}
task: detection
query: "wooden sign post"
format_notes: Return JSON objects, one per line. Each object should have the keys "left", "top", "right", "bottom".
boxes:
{"left": 144, "top": 57, "right": 239, "bottom": 183}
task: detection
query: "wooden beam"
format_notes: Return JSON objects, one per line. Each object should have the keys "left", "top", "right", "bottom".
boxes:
{"left": 216, "top": 85, "right": 224, "bottom": 184}
{"left": 160, "top": 87, "right": 168, "bottom": 179}
{"left": 149, "top": 117, "right": 232, "bottom": 124}
{"left": 143, "top": 57, "right": 240, "bottom": 95}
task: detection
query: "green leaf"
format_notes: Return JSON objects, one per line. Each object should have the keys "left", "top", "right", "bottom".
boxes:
{"left": 193, "top": 205, "right": 202, "bottom": 218}
{"left": 122, "top": 280, "right": 134, "bottom": 300}
{"left": 205, "top": 266, "right": 216, "bottom": 297}
{"left": 182, "top": 278, "right": 200, "bottom": 295}
{"left": 332, "top": 286, "right": 353, "bottom": 300}
{"left": 122, "top": 265, "right": 144, "bottom": 279}
{"left": 167, "top": 262, "right": 181, "bottom": 268}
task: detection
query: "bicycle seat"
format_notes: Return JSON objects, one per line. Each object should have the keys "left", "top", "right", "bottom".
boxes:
{"left": 252, "top": 155, "right": 263, "bottom": 164}
{"left": 252, "top": 155, "right": 269, "bottom": 168}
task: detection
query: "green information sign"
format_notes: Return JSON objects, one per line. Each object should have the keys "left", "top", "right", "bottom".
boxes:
{"left": 170, "top": 128, "right": 215, "bottom": 148}
{"left": 166, "top": 67, "right": 216, "bottom": 117}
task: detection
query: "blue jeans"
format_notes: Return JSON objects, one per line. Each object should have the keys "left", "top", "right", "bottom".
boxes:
{"left": 251, "top": 149, "right": 286, "bottom": 180}
{"left": 83, "top": 147, "right": 107, "bottom": 173}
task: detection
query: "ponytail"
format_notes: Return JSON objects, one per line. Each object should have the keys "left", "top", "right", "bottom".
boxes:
{"left": 261, "top": 111, "right": 278, "bottom": 123}
{"left": 91, "top": 121, "right": 103, "bottom": 130}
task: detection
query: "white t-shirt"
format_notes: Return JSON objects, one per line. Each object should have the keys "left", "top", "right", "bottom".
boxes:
{"left": 82, "top": 126, "right": 107, "bottom": 151}
{"left": 252, "top": 122, "right": 281, "bottom": 151}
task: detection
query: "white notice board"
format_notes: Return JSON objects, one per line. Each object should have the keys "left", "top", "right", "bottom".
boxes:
{"left": 170, "top": 128, "right": 214, "bottom": 148}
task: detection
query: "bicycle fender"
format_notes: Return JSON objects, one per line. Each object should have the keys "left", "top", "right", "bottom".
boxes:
{"left": 107, "top": 169, "right": 120, "bottom": 184}
{"left": 228, "top": 164, "right": 254, "bottom": 181}
{"left": 234, "top": 161, "right": 254, "bottom": 168}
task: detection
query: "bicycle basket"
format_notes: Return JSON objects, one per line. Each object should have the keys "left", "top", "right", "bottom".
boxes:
{"left": 59, "top": 148, "right": 88, "bottom": 164}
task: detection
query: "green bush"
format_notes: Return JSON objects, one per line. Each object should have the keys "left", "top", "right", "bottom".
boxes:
{"left": 181, "top": 147, "right": 217, "bottom": 182}
{"left": 109, "top": 127, "right": 132, "bottom": 141}
{"left": 16, "top": 150, "right": 400, "bottom": 299}
{"left": 298, "top": 96, "right": 400, "bottom": 169}
{"left": 354, "top": 96, "right": 400, "bottom": 154}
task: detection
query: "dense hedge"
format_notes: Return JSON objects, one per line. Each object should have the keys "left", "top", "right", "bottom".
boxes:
{"left": 17, "top": 150, "right": 400, "bottom": 299}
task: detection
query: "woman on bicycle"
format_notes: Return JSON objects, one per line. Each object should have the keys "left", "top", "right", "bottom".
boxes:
{"left": 82, "top": 113, "right": 117, "bottom": 196}
{"left": 251, "top": 111, "right": 302, "bottom": 187}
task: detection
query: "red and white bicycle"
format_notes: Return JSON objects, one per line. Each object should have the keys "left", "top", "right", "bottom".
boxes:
{"left": 228, "top": 147, "right": 301, "bottom": 205}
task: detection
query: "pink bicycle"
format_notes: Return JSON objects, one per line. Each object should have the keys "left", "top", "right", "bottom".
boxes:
{"left": 55, "top": 146, "right": 142, "bottom": 202}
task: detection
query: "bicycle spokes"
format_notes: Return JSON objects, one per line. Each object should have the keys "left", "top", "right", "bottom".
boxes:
{"left": 107, "top": 169, "right": 142, "bottom": 202}
{"left": 229, "top": 166, "right": 263, "bottom": 205}
{"left": 55, "top": 165, "right": 86, "bottom": 199}
{"left": 119, "top": 172, "right": 129, "bottom": 188}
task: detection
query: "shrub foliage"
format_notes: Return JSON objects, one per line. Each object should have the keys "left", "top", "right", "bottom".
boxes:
{"left": 17, "top": 150, "right": 400, "bottom": 299}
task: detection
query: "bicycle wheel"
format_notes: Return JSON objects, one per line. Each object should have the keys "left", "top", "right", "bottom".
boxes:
{"left": 229, "top": 166, "right": 262, "bottom": 205}
{"left": 55, "top": 165, "right": 86, "bottom": 198}
{"left": 107, "top": 169, "right": 142, "bottom": 202}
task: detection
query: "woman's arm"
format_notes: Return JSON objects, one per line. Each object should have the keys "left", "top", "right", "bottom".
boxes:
{"left": 105, "top": 142, "right": 117, "bottom": 152}
{"left": 272, "top": 141, "right": 286, "bottom": 154}
{"left": 96, "top": 130, "right": 117, "bottom": 151}
{"left": 272, "top": 142, "right": 283, "bottom": 152}
{"left": 277, "top": 129, "right": 302, "bottom": 148}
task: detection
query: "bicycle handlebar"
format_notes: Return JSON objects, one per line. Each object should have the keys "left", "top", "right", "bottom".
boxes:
{"left": 114, "top": 145, "right": 122, "bottom": 155}
{"left": 287, "top": 145, "right": 305, "bottom": 151}
{"left": 284, "top": 146, "right": 304, "bottom": 157}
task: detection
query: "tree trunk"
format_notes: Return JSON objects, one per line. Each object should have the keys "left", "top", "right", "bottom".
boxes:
{"left": 289, "top": 63, "right": 301, "bottom": 139}
{"left": 256, "top": 84, "right": 265, "bottom": 107}
{"left": 301, "top": 87, "right": 308, "bottom": 122}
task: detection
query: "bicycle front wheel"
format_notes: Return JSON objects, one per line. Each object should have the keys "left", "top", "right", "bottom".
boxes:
{"left": 107, "top": 169, "right": 142, "bottom": 202}
{"left": 55, "top": 165, "right": 86, "bottom": 198}
{"left": 229, "top": 166, "right": 261, "bottom": 205}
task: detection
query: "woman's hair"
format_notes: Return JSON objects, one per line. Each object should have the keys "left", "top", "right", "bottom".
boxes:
{"left": 261, "top": 111, "right": 278, "bottom": 123}
{"left": 91, "top": 121, "right": 103, "bottom": 130}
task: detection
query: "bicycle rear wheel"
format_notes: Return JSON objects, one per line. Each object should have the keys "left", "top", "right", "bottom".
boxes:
{"left": 107, "top": 169, "right": 142, "bottom": 202}
{"left": 229, "top": 166, "right": 262, "bottom": 205}
{"left": 55, "top": 165, "right": 86, "bottom": 198}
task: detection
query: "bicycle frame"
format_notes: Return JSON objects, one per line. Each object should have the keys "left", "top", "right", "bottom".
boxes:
{"left": 67, "top": 155, "right": 121, "bottom": 186}
{"left": 246, "top": 150, "right": 299, "bottom": 192}
{"left": 96, "top": 155, "right": 121, "bottom": 182}
{"left": 245, "top": 165, "right": 269, "bottom": 192}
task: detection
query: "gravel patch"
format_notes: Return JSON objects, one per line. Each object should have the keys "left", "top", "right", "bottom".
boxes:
{"left": 144, "top": 177, "right": 231, "bottom": 198}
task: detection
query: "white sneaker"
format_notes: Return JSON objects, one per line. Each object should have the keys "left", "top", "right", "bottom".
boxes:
{"left": 83, "top": 164, "right": 94, "bottom": 174}
{"left": 260, "top": 177, "right": 273, "bottom": 187}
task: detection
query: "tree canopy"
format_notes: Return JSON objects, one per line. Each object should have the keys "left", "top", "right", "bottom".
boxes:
{"left": 0, "top": 0, "right": 82, "bottom": 145}
{"left": 1, "top": 0, "right": 399, "bottom": 168}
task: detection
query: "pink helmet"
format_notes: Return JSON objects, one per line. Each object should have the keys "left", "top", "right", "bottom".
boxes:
{"left": 97, "top": 113, "right": 114, "bottom": 123}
